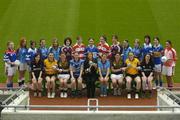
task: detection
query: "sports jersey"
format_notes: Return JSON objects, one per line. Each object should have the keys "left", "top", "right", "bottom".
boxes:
{"left": 72, "top": 43, "right": 86, "bottom": 59}
{"left": 125, "top": 58, "right": 140, "bottom": 75}
{"left": 111, "top": 60, "right": 124, "bottom": 75}
{"left": 110, "top": 43, "right": 123, "bottom": 57}
{"left": 141, "top": 61, "right": 154, "bottom": 77}
{"left": 44, "top": 59, "right": 57, "bottom": 75}
{"left": 85, "top": 45, "right": 99, "bottom": 59}
{"left": 97, "top": 42, "right": 110, "bottom": 56}
{"left": 61, "top": 45, "right": 73, "bottom": 60}
{"left": 37, "top": 47, "right": 48, "bottom": 60}
{"left": 132, "top": 47, "right": 142, "bottom": 60}
{"left": 26, "top": 48, "right": 37, "bottom": 63}
{"left": 164, "top": 48, "right": 177, "bottom": 67}
{"left": 4, "top": 49, "right": 17, "bottom": 63}
{"left": 58, "top": 60, "right": 69, "bottom": 74}
{"left": 16, "top": 47, "right": 28, "bottom": 63}
{"left": 48, "top": 46, "right": 61, "bottom": 61}
{"left": 122, "top": 46, "right": 132, "bottom": 63}
{"left": 70, "top": 59, "right": 84, "bottom": 76}
{"left": 152, "top": 44, "right": 164, "bottom": 65}
{"left": 98, "top": 60, "right": 110, "bottom": 76}
{"left": 31, "top": 60, "right": 44, "bottom": 78}
{"left": 142, "top": 43, "right": 153, "bottom": 57}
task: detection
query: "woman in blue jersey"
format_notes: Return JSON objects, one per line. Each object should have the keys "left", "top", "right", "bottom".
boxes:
{"left": 122, "top": 40, "right": 132, "bottom": 63}
{"left": 4, "top": 41, "right": 19, "bottom": 89}
{"left": 142, "top": 35, "right": 153, "bottom": 58}
{"left": 152, "top": 37, "right": 164, "bottom": 89}
{"left": 85, "top": 38, "right": 99, "bottom": 60}
{"left": 98, "top": 54, "right": 110, "bottom": 97}
{"left": 70, "top": 52, "right": 84, "bottom": 97}
{"left": 37, "top": 39, "right": 48, "bottom": 61}
{"left": 16, "top": 38, "right": 28, "bottom": 87}
{"left": 48, "top": 38, "right": 61, "bottom": 61}
{"left": 132, "top": 39, "right": 142, "bottom": 61}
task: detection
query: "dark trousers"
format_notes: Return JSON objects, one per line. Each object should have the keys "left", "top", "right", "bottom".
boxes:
{"left": 85, "top": 74, "right": 96, "bottom": 98}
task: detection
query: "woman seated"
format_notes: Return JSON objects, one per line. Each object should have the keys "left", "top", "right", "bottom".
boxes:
{"left": 84, "top": 52, "right": 98, "bottom": 98}
{"left": 111, "top": 53, "right": 124, "bottom": 96}
{"left": 57, "top": 52, "right": 70, "bottom": 98}
{"left": 31, "top": 53, "right": 43, "bottom": 97}
{"left": 98, "top": 54, "right": 110, "bottom": 97}
{"left": 70, "top": 52, "right": 84, "bottom": 97}
{"left": 141, "top": 54, "right": 154, "bottom": 97}
{"left": 44, "top": 52, "right": 58, "bottom": 98}
{"left": 124, "top": 52, "right": 141, "bottom": 99}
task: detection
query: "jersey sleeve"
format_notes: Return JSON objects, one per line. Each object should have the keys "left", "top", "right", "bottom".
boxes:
{"left": 3, "top": 52, "right": 9, "bottom": 62}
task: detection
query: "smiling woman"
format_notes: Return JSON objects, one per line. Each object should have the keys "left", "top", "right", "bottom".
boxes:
{"left": 0, "top": 0, "right": 180, "bottom": 83}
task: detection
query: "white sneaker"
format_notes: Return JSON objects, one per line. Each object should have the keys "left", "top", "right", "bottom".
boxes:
{"left": 47, "top": 92, "right": 51, "bottom": 98}
{"left": 51, "top": 92, "right": 55, "bottom": 98}
{"left": 34, "top": 92, "right": 37, "bottom": 97}
{"left": 60, "top": 92, "right": 64, "bottom": 98}
{"left": 64, "top": 92, "right": 68, "bottom": 98}
{"left": 135, "top": 93, "right": 139, "bottom": 99}
{"left": 127, "top": 93, "right": 131, "bottom": 99}
{"left": 100, "top": 94, "right": 103, "bottom": 97}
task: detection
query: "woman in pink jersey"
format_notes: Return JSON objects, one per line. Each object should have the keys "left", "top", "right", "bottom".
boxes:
{"left": 162, "top": 40, "right": 177, "bottom": 90}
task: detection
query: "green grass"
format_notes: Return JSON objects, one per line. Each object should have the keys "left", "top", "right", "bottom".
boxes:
{"left": 0, "top": 0, "right": 180, "bottom": 83}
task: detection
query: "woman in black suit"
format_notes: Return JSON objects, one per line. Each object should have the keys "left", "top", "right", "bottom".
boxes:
{"left": 84, "top": 52, "right": 98, "bottom": 98}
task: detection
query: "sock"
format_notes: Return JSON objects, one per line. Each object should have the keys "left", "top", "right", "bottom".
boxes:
{"left": 7, "top": 82, "right": 13, "bottom": 90}
{"left": 159, "top": 80, "right": 163, "bottom": 87}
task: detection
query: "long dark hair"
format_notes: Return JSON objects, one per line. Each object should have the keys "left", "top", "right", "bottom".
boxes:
{"left": 142, "top": 54, "right": 153, "bottom": 65}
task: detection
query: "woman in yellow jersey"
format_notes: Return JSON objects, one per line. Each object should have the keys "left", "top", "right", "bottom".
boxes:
{"left": 125, "top": 52, "right": 141, "bottom": 99}
{"left": 44, "top": 52, "right": 58, "bottom": 98}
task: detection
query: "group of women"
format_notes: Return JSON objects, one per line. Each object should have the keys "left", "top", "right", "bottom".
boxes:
{"left": 3, "top": 35, "right": 177, "bottom": 99}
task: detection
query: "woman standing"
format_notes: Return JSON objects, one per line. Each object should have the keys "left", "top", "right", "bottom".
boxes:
{"left": 44, "top": 52, "right": 58, "bottom": 98}
{"left": 98, "top": 54, "right": 110, "bottom": 97}
{"left": 141, "top": 54, "right": 154, "bottom": 97}
{"left": 16, "top": 38, "right": 28, "bottom": 87}
{"left": 162, "top": 40, "right": 177, "bottom": 90}
{"left": 37, "top": 39, "right": 48, "bottom": 61}
{"left": 132, "top": 39, "right": 142, "bottom": 61}
{"left": 31, "top": 54, "right": 43, "bottom": 97}
{"left": 122, "top": 40, "right": 132, "bottom": 63}
{"left": 97, "top": 35, "right": 110, "bottom": 58}
{"left": 57, "top": 53, "right": 70, "bottom": 98}
{"left": 152, "top": 37, "right": 164, "bottom": 89}
{"left": 61, "top": 37, "right": 73, "bottom": 61}
{"left": 4, "top": 41, "right": 19, "bottom": 89}
{"left": 85, "top": 38, "right": 99, "bottom": 60}
{"left": 72, "top": 36, "right": 86, "bottom": 60}
{"left": 84, "top": 52, "right": 98, "bottom": 98}
{"left": 48, "top": 38, "right": 61, "bottom": 61}
{"left": 110, "top": 35, "right": 122, "bottom": 61}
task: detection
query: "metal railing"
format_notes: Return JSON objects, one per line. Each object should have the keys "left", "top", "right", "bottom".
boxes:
{"left": 1, "top": 105, "right": 180, "bottom": 112}
{"left": 160, "top": 88, "right": 180, "bottom": 105}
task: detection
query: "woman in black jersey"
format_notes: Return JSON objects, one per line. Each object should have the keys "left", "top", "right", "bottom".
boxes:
{"left": 141, "top": 54, "right": 154, "bottom": 97}
{"left": 31, "top": 53, "right": 43, "bottom": 97}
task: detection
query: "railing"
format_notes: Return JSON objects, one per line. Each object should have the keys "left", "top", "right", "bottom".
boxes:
{"left": 159, "top": 87, "right": 180, "bottom": 105}
{"left": 1, "top": 105, "right": 180, "bottom": 112}
{"left": 0, "top": 87, "right": 26, "bottom": 105}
